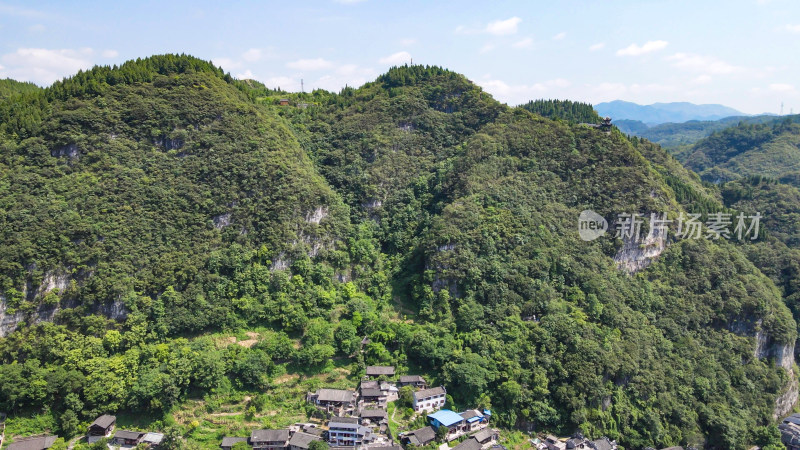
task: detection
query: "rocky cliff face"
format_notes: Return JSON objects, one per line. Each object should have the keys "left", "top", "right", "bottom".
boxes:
{"left": 613, "top": 224, "right": 667, "bottom": 273}
{"left": 746, "top": 322, "right": 798, "bottom": 418}
{"left": 0, "top": 297, "right": 129, "bottom": 337}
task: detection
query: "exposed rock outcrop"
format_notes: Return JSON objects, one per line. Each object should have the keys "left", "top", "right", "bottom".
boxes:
{"left": 305, "top": 206, "right": 328, "bottom": 225}
{"left": 613, "top": 223, "right": 667, "bottom": 274}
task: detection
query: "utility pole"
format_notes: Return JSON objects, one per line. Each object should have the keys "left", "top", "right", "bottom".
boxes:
{"left": 301, "top": 79, "right": 304, "bottom": 93}
{"left": 781, "top": 102, "right": 784, "bottom": 115}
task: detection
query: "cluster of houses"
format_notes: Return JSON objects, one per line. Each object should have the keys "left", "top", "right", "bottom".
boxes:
{"left": 532, "top": 435, "right": 617, "bottom": 450}
{"left": 3, "top": 414, "right": 163, "bottom": 450}
{"left": 220, "top": 365, "right": 499, "bottom": 450}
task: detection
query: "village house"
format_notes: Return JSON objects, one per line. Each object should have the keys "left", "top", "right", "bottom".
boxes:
{"left": 587, "top": 437, "right": 616, "bottom": 450}
{"left": 288, "top": 432, "right": 321, "bottom": 450}
{"left": 453, "top": 438, "right": 482, "bottom": 450}
{"left": 7, "top": 436, "right": 58, "bottom": 450}
{"left": 141, "top": 432, "right": 164, "bottom": 448}
{"left": 365, "top": 366, "right": 395, "bottom": 379}
{"left": 428, "top": 409, "right": 465, "bottom": 438}
{"left": 359, "top": 409, "right": 388, "bottom": 426}
{"left": 220, "top": 437, "right": 249, "bottom": 450}
{"left": 472, "top": 429, "right": 498, "bottom": 449}
{"left": 401, "top": 426, "right": 436, "bottom": 447}
{"left": 309, "top": 388, "right": 357, "bottom": 414}
{"left": 380, "top": 382, "right": 399, "bottom": 402}
{"left": 251, "top": 430, "right": 290, "bottom": 450}
{"left": 544, "top": 435, "right": 566, "bottom": 450}
{"left": 88, "top": 415, "right": 116, "bottom": 438}
{"left": 397, "top": 375, "right": 427, "bottom": 389}
{"left": 459, "top": 410, "right": 488, "bottom": 433}
{"left": 279, "top": 99, "right": 290, "bottom": 106}
{"left": 360, "top": 387, "right": 385, "bottom": 405}
{"left": 412, "top": 386, "right": 446, "bottom": 413}
{"left": 112, "top": 430, "right": 146, "bottom": 447}
{"left": 327, "top": 417, "right": 374, "bottom": 447}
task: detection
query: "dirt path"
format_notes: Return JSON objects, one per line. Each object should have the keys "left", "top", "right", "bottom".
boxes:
{"left": 67, "top": 435, "right": 84, "bottom": 450}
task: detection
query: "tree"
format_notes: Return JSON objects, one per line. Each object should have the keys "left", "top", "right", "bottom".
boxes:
{"left": 59, "top": 409, "right": 81, "bottom": 438}
{"left": 308, "top": 441, "right": 329, "bottom": 450}
{"left": 398, "top": 385, "right": 415, "bottom": 409}
{"left": 435, "top": 426, "right": 448, "bottom": 442}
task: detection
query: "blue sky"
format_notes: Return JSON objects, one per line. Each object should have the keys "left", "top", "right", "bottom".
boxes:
{"left": 1, "top": 0, "right": 799, "bottom": 114}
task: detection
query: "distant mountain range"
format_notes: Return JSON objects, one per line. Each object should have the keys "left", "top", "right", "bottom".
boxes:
{"left": 595, "top": 100, "right": 747, "bottom": 125}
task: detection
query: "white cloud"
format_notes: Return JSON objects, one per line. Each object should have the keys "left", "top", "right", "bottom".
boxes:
{"left": 588, "top": 42, "right": 605, "bottom": 51}
{"left": 784, "top": 24, "right": 800, "bottom": 33}
{"left": 101, "top": 49, "right": 119, "bottom": 58}
{"left": 28, "top": 23, "right": 45, "bottom": 32}
{"left": 769, "top": 83, "right": 795, "bottom": 92}
{"left": 242, "top": 48, "right": 263, "bottom": 62}
{"left": 0, "top": 48, "right": 94, "bottom": 85}
{"left": 666, "top": 52, "right": 742, "bottom": 74}
{"left": 552, "top": 32, "right": 566, "bottom": 40}
{"left": 399, "top": 38, "right": 417, "bottom": 46}
{"left": 476, "top": 77, "right": 571, "bottom": 104}
{"left": 236, "top": 69, "right": 255, "bottom": 79}
{"left": 286, "top": 58, "right": 334, "bottom": 71}
{"left": 513, "top": 37, "right": 533, "bottom": 49}
{"left": 212, "top": 57, "right": 242, "bottom": 71}
{"left": 378, "top": 51, "right": 411, "bottom": 65}
{"left": 0, "top": 4, "right": 44, "bottom": 18}
{"left": 616, "top": 40, "right": 669, "bottom": 56}
{"left": 486, "top": 17, "right": 522, "bottom": 35}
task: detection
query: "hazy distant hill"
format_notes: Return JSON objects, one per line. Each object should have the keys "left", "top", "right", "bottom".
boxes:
{"left": 616, "top": 114, "right": 786, "bottom": 147}
{"left": 596, "top": 100, "right": 745, "bottom": 124}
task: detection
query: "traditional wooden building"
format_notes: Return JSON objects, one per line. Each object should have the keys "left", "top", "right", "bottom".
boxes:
{"left": 250, "top": 429, "right": 289, "bottom": 450}
{"left": 88, "top": 415, "right": 116, "bottom": 437}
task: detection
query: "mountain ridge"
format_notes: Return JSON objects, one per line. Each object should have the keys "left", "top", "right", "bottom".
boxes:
{"left": 596, "top": 99, "right": 746, "bottom": 124}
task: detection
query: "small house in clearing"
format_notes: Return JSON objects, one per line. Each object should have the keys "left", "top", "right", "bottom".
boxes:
{"left": 112, "top": 430, "right": 145, "bottom": 447}
{"left": 88, "top": 415, "right": 116, "bottom": 437}
{"left": 309, "top": 388, "right": 357, "bottom": 413}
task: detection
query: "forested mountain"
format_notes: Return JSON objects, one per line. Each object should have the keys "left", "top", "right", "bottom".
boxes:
{"left": 519, "top": 99, "right": 601, "bottom": 124}
{"left": 0, "top": 79, "right": 40, "bottom": 101}
{"left": 595, "top": 100, "right": 744, "bottom": 124}
{"left": 679, "top": 118, "right": 800, "bottom": 185}
{"left": 615, "top": 114, "right": 786, "bottom": 148}
{"left": 0, "top": 56, "right": 796, "bottom": 450}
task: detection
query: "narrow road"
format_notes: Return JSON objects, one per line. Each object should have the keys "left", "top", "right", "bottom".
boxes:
{"left": 67, "top": 435, "right": 85, "bottom": 450}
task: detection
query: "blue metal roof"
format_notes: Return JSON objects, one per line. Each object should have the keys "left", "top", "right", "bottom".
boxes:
{"left": 428, "top": 409, "right": 464, "bottom": 428}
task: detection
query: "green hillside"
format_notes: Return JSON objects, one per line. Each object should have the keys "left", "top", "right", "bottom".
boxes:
{"left": 0, "top": 57, "right": 796, "bottom": 450}
{"left": 674, "top": 119, "right": 800, "bottom": 186}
